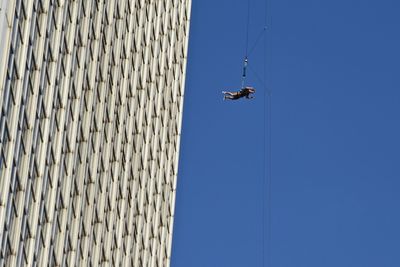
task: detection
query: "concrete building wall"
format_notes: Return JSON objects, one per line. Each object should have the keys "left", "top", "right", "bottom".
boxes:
{"left": 0, "top": 0, "right": 191, "bottom": 266}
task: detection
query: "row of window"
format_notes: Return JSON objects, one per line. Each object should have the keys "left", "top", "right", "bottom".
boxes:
{"left": 0, "top": 0, "right": 191, "bottom": 266}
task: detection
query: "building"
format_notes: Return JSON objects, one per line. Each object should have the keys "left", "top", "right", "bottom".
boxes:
{"left": 0, "top": 0, "right": 191, "bottom": 266}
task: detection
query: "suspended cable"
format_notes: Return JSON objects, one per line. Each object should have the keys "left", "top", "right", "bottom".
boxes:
{"left": 245, "top": 0, "right": 251, "bottom": 57}
{"left": 248, "top": 43, "right": 271, "bottom": 267}
{"left": 267, "top": 86, "right": 272, "bottom": 267}
{"left": 265, "top": 0, "right": 272, "bottom": 265}
{"left": 241, "top": 0, "right": 251, "bottom": 89}
{"left": 248, "top": 27, "right": 267, "bottom": 57}
{"left": 258, "top": 0, "right": 271, "bottom": 266}
{"left": 248, "top": 65, "right": 266, "bottom": 89}
{"left": 262, "top": 88, "right": 266, "bottom": 267}
{"left": 237, "top": 2, "right": 272, "bottom": 266}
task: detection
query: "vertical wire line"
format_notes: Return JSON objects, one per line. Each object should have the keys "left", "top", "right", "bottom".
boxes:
{"left": 267, "top": 88, "right": 272, "bottom": 267}
{"left": 266, "top": 3, "right": 272, "bottom": 267}
{"left": 263, "top": 0, "right": 272, "bottom": 266}
{"left": 262, "top": 0, "right": 267, "bottom": 264}
{"left": 262, "top": 81, "right": 266, "bottom": 267}
{"left": 242, "top": 0, "right": 251, "bottom": 88}
{"left": 245, "top": 0, "right": 251, "bottom": 56}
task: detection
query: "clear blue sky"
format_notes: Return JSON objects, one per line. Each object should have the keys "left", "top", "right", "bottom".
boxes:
{"left": 172, "top": 0, "right": 400, "bottom": 266}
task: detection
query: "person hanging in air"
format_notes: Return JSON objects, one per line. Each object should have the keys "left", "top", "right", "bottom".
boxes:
{"left": 222, "top": 86, "right": 256, "bottom": 100}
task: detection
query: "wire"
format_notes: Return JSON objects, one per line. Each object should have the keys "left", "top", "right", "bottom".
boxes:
{"left": 248, "top": 65, "right": 267, "bottom": 90}
{"left": 248, "top": 27, "right": 267, "bottom": 57}
{"left": 245, "top": 0, "right": 251, "bottom": 57}
{"left": 260, "top": 0, "right": 271, "bottom": 266}
{"left": 267, "top": 88, "right": 272, "bottom": 267}
{"left": 248, "top": 36, "right": 271, "bottom": 267}
{"left": 241, "top": 1, "right": 272, "bottom": 266}
{"left": 241, "top": 0, "right": 251, "bottom": 89}
{"left": 265, "top": 1, "right": 272, "bottom": 264}
{"left": 262, "top": 86, "right": 266, "bottom": 267}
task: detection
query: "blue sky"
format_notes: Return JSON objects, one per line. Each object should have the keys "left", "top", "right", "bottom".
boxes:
{"left": 172, "top": 0, "right": 400, "bottom": 266}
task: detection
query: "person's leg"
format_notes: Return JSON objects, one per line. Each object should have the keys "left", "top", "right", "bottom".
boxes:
{"left": 222, "top": 91, "right": 235, "bottom": 96}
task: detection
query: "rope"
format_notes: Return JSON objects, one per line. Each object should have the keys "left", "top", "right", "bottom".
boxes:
{"left": 262, "top": 87, "right": 266, "bottom": 267}
{"left": 240, "top": 2, "right": 272, "bottom": 266}
{"left": 259, "top": 44, "right": 272, "bottom": 267}
{"left": 241, "top": 0, "right": 251, "bottom": 88}
{"left": 248, "top": 27, "right": 267, "bottom": 57}
{"left": 260, "top": 0, "right": 271, "bottom": 265}
{"left": 245, "top": 0, "right": 251, "bottom": 56}
{"left": 267, "top": 89, "right": 272, "bottom": 267}
{"left": 248, "top": 38, "right": 271, "bottom": 267}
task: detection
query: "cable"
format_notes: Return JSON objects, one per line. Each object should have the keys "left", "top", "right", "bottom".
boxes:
{"left": 267, "top": 88, "right": 272, "bottom": 267}
{"left": 245, "top": 0, "right": 251, "bottom": 57}
{"left": 248, "top": 27, "right": 267, "bottom": 57}
{"left": 264, "top": 0, "right": 272, "bottom": 265}
{"left": 261, "top": 0, "right": 271, "bottom": 266}
{"left": 240, "top": 1, "right": 272, "bottom": 266}
{"left": 262, "top": 86, "right": 266, "bottom": 267}
{"left": 248, "top": 65, "right": 270, "bottom": 267}
{"left": 241, "top": 0, "right": 251, "bottom": 89}
{"left": 248, "top": 31, "right": 271, "bottom": 267}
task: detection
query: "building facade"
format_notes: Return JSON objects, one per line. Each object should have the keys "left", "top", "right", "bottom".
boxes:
{"left": 0, "top": 0, "right": 191, "bottom": 266}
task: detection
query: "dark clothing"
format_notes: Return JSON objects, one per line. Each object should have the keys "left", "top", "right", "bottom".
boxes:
{"left": 240, "top": 89, "right": 251, "bottom": 98}
{"left": 223, "top": 87, "right": 255, "bottom": 100}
